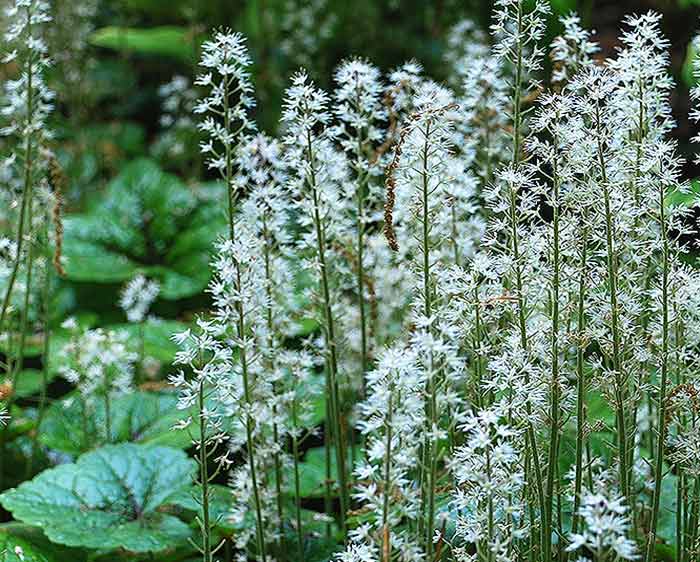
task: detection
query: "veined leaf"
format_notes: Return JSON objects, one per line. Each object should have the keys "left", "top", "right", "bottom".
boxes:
{"left": 61, "top": 159, "right": 225, "bottom": 299}
{"left": 0, "top": 444, "right": 195, "bottom": 553}
{"left": 39, "top": 391, "right": 192, "bottom": 455}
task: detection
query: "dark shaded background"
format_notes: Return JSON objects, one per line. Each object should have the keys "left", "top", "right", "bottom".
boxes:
{"left": 77, "top": 0, "right": 700, "bottom": 180}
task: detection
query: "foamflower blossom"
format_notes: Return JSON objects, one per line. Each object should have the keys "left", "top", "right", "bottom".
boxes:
{"left": 195, "top": 30, "right": 255, "bottom": 176}
{"left": 567, "top": 492, "right": 638, "bottom": 561}
{"left": 119, "top": 274, "right": 160, "bottom": 323}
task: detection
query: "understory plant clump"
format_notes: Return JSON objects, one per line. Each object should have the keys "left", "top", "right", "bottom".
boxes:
{"left": 2, "top": 1, "right": 700, "bottom": 562}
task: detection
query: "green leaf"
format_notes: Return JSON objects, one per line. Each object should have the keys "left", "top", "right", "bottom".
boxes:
{"left": 105, "top": 319, "right": 188, "bottom": 364}
{"left": 683, "top": 38, "right": 698, "bottom": 87}
{"left": 12, "top": 369, "right": 59, "bottom": 399}
{"left": 90, "top": 26, "right": 196, "bottom": 62}
{"left": 0, "top": 524, "right": 88, "bottom": 562}
{"left": 666, "top": 179, "right": 700, "bottom": 209}
{"left": 60, "top": 234, "right": 139, "bottom": 283}
{"left": 286, "top": 446, "right": 361, "bottom": 498}
{"left": 61, "top": 159, "right": 225, "bottom": 299}
{"left": 0, "top": 444, "right": 195, "bottom": 553}
{"left": 39, "top": 391, "right": 192, "bottom": 455}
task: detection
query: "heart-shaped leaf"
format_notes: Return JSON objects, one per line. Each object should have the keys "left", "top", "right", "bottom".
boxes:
{"left": 0, "top": 444, "right": 195, "bottom": 553}
{"left": 39, "top": 391, "right": 193, "bottom": 455}
{"left": 61, "top": 159, "right": 225, "bottom": 299}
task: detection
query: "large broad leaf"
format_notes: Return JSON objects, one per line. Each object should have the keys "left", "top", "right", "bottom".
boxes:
{"left": 62, "top": 159, "right": 225, "bottom": 299}
{"left": 0, "top": 444, "right": 195, "bottom": 553}
{"left": 40, "top": 391, "right": 193, "bottom": 455}
{"left": 12, "top": 369, "right": 59, "bottom": 399}
{"left": 90, "top": 26, "right": 196, "bottom": 62}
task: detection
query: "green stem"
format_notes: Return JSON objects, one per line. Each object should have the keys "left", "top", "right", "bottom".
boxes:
{"left": 292, "top": 395, "right": 304, "bottom": 561}
{"left": 222, "top": 70, "right": 266, "bottom": 560}
{"left": 593, "top": 101, "right": 629, "bottom": 504}
{"left": 305, "top": 130, "right": 348, "bottom": 535}
{"left": 262, "top": 215, "right": 284, "bottom": 548}
{"left": 486, "top": 446, "right": 495, "bottom": 562}
{"left": 677, "top": 469, "right": 684, "bottom": 562}
{"left": 544, "top": 130, "right": 562, "bottom": 562}
{"left": 381, "top": 388, "right": 394, "bottom": 562}
{"left": 2, "top": 197, "right": 36, "bottom": 486}
{"left": 236, "top": 267, "right": 268, "bottom": 562}
{"left": 28, "top": 217, "right": 51, "bottom": 476}
{"left": 571, "top": 224, "right": 588, "bottom": 541}
{"left": 355, "top": 130, "right": 369, "bottom": 387}
{"left": 507, "top": 6, "right": 546, "bottom": 553}
{"left": 645, "top": 177, "right": 671, "bottom": 562}
{"left": 198, "top": 381, "right": 213, "bottom": 562}
{"left": 417, "top": 121, "right": 438, "bottom": 559}
{"left": 103, "top": 388, "right": 111, "bottom": 443}
{"left": 0, "top": 7, "right": 35, "bottom": 334}
{"left": 686, "top": 477, "right": 700, "bottom": 562}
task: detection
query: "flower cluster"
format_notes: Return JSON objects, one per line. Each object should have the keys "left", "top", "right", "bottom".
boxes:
{"left": 119, "top": 274, "right": 160, "bottom": 323}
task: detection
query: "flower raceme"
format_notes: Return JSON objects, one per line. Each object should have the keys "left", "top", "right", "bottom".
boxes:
{"left": 174, "top": 10, "right": 700, "bottom": 562}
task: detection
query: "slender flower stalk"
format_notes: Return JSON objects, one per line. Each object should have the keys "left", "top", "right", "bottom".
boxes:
{"left": 645, "top": 146, "right": 679, "bottom": 562}
{"left": 0, "top": 0, "right": 53, "bottom": 333}
{"left": 333, "top": 58, "right": 385, "bottom": 391}
{"left": 282, "top": 70, "right": 350, "bottom": 534}
{"left": 491, "top": 1, "right": 550, "bottom": 553}
{"left": 193, "top": 30, "right": 268, "bottom": 562}
{"left": 570, "top": 221, "right": 589, "bottom": 541}
{"left": 593, "top": 73, "right": 630, "bottom": 504}
{"left": 385, "top": 82, "right": 458, "bottom": 556}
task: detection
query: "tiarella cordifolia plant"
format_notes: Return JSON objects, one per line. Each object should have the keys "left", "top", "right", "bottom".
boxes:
{"left": 343, "top": 346, "right": 425, "bottom": 562}
{"left": 0, "top": 0, "right": 54, "bottom": 340}
{"left": 149, "top": 7, "right": 698, "bottom": 562}
{"left": 173, "top": 6, "right": 700, "bottom": 561}
{"left": 195, "top": 28, "right": 255, "bottom": 236}
{"left": 120, "top": 274, "right": 160, "bottom": 383}
{"left": 332, "top": 57, "right": 386, "bottom": 385}
{"left": 170, "top": 318, "right": 231, "bottom": 562}
{"left": 449, "top": 405, "right": 526, "bottom": 562}
{"left": 58, "top": 320, "right": 136, "bottom": 444}
{"left": 567, "top": 491, "right": 638, "bottom": 561}
{"left": 282, "top": 69, "right": 352, "bottom": 535}
{"left": 7, "top": 3, "right": 700, "bottom": 562}
{"left": 0, "top": 0, "right": 56, "bottom": 489}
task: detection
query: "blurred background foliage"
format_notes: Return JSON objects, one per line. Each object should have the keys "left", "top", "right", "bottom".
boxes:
{"left": 4, "top": 0, "right": 697, "bottom": 202}
{"left": 1, "top": 0, "right": 699, "bottom": 325}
